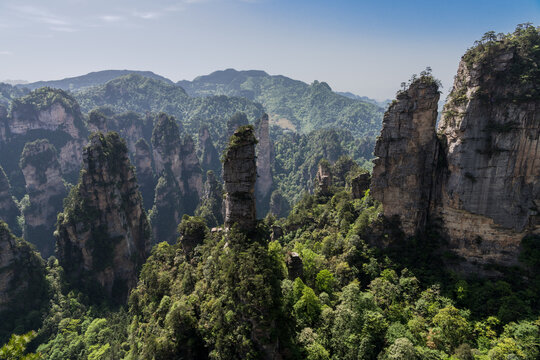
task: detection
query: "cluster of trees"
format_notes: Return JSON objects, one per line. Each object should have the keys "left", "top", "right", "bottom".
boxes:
{"left": 2, "top": 156, "right": 538, "bottom": 359}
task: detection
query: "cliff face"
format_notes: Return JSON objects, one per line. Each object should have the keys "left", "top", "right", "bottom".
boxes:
{"left": 88, "top": 109, "right": 153, "bottom": 155}
{"left": 20, "top": 139, "right": 67, "bottom": 257}
{"left": 0, "top": 221, "right": 47, "bottom": 314}
{"left": 198, "top": 125, "right": 221, "bottom": 176}
{"left": 150, "top": 113, "right": 203, "bottom": 243}
{"left": 195, "top": 170, "right": 224, "bottom": 228}
{"left": 315, "top": 160, "right": 334, "bottom": 196}
{"left": 371, "top": 79, "right": 440, "bottom": 236}
{"left": 435, "top": 33, "right": 540, "bottom": 267}
{"left": 255, "top": 113, "right": 273, "bottom": 214}
{"left": 134, "top": 139, "right": 156, "bottom": 210}
{"left": 371, "top": 26, "right": 540, "bottom": 270}
{"left": 223, "top": 125, "right": 257, "bottom": 231}
{"left": 0, "top": 166, "right": 21, "bottom": 236}
{"left": 55, "top": 132, "right": 151, "bottom": 302}
{"left": 7, "top": 88, "right": 87, "bottom": 179}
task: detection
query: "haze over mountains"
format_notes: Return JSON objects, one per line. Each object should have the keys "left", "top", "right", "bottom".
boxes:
{"left": 11, "top": 68, "right": 385, "bottom": 135}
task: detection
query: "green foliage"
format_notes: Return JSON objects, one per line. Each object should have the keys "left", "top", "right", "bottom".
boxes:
{"left": 74, "top": 74, "right": 264, "bottom": 148}
{"left": 463, "top": 24, "right": 540, "bottom": 101}
{"left": 0, "top": 331, "right": 41, "bottom": 360}
{"left": 179, "top": 69, "right": 384, "bottom": 138}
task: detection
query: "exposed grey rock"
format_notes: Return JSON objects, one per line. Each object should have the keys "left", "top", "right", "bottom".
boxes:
{"left": 198, "top": 125, "right": 220, "bottom": 176}
{"left": 371, "top": 78, "right": 440, "bottom": 236}
{"left": 150, "top": 113, "right": 203, "bottom": 243}
{"left": 351, "top": 172, "right": 370, "bottom": 199}
{"left": 256, "top": 113, "right": 273, "bottom": 206}
{"left": 0, "top": 221, "right": 46, "bottom": 313}
{"left": 134, "top": 138, "right": 156, "bottom": 210}
{"left": 435, "top": 48, "right": 540, "bottom": 267}
{"left": 20, "top": 139, "right": 67, "bottom": 257}
{"left": 285, "top": 252, "right": 303, "bottom": 280}
{"left": 315, "top": 160, "right": 333, "bottom": 196}
{"left": 55, "top": 132, "right": 151, "bottom": 302}
{"left": 223, "top": 125, "right": 257, "bottom": 231}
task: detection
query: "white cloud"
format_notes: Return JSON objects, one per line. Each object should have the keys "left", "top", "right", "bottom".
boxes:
{"left": 99, "top": 15, "right": 125, "bottom": 22}
{"left": 133, "top": 11, "right": 161, "bottom": 20}
{"left": 51, "top": 26, "right": 78, "bottom": 32}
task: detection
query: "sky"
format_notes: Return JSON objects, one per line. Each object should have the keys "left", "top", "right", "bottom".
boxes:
{"left": 0, "top": 0, "right": 539, "bottom": 101}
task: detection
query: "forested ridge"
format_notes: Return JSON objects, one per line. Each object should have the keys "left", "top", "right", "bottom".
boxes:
{"left": 0, "top": 24, "right": 539, "bottom": 360}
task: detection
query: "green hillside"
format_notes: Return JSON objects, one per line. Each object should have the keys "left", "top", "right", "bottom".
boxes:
{"left": 178, "top": 69, "right": 384, "bottom": 137}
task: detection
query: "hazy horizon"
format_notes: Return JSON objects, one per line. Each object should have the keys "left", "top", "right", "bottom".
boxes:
{"left": 1, "top": 0, "right": 539, "bottom": 101}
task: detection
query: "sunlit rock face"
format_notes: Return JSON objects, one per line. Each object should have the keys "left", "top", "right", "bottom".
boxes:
{"left": 372, "top": 31, "right": 540, "bottom": 270}
{"left": 371, "top": 79, "right": 440, "bottom": 236}
{"left": 436, "top": 48, "right": 540, "bottom": 267}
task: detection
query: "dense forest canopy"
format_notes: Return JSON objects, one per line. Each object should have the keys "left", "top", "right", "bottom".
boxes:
{"left": 0, "top": 24, "right": 539, "bottom": 360}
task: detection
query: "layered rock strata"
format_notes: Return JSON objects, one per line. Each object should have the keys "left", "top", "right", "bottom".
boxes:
{"left": 20, "top": 139, "right": 67, "bottom": 257}
{"left": 223, "top": 125, "right": 257, "bottom": 231}
{"left": 55, "top": 132, "right": 151, "bottom": 302}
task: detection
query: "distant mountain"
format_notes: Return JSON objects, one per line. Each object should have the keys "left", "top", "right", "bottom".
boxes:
{"left": 74, "top": 74, "right": 264, "bottom": 148}
{"left": 178, "top": 68, "right": 384, "bottom": 138}
{"left": 336, "top": 91, "right": 391, "bottom": 109}
{"left": 0, "top": 83, "right": 28, "bottom": 106}
{"left": 19, "top": 70, "right": 173, "bottom": 91}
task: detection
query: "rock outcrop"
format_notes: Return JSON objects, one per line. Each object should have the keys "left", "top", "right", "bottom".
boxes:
{"left": 198, "top": 125, "right": 221, "bottom": 176}
{"left": 20, "top": 139, "right": 67, "bottom": 257}
{"left": 195, "top": 170, "right": 224, "bottom": 228}
{"left": 55, "top": 132, "right": 151, "bottom": 302}
{"left": 255, "top": 113, "right": 274, "bottom": 215}
{"left": 150, "top": 113, "right": 203, "bottom": 243}
{"left": 351, "top": 172, "right": 371, "bottom": 199}
{"left": 0, "top": 165, "right": 21, "bottom": 236}
{"left": 285, "top": 252, "right": 303, "bottom": 280}
{"left": 0, "top": 221, "right": 47, "bottom": 317}
{"left": 6, "top": 88, "right": 87, "bottom": 181}
{"left": 134, "top": 139, "right": 156, "bottom": 210}
{"left": 181, "top": 134, "right": 204, "bottom": 213}
{"left": 435, "top": 30, "right": 540, "bottom": 267}
{"left": 315, "top": 160, "right": 333, "bottom": 196}
{"left": 223, "top": 125, "right": 257, "bottom": 231}
{"left": 371, "top": 77, "right": 440, "bottom": 236}
{"left": 371, "top": 26, "right": 540, "bottom": 270}
{"left": 87, "top": 109, "right": 153, "bottom": 155}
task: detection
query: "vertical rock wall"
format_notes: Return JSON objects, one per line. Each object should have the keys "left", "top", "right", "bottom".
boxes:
{"left": 223, "top": 125, "right": 257, "bottom": 231}
{"left": 20, "top": 139, "right": 67, "bottom": 257}
{"left": 371, "top": 79, "right": 440, "bottom": 236}
{"left": 55, "top": 132, "right": 151, "bottom": 302}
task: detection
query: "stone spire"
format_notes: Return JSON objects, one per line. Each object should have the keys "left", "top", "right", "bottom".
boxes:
{"left": 55, "top": 132, "right": 151, "bottom": 302}
{"left": 20, "top": 139, "right": 67, "bottom": 257}
{"left": 371, "top": 77, "right": 440, "bottom": 236}
{"left": 223, "top": 125, "right": 257, "bottom": 231}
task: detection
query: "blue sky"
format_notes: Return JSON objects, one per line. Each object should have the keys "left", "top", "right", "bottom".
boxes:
{"left": 0, "top": 0, "right": 538, "bottom": 100}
